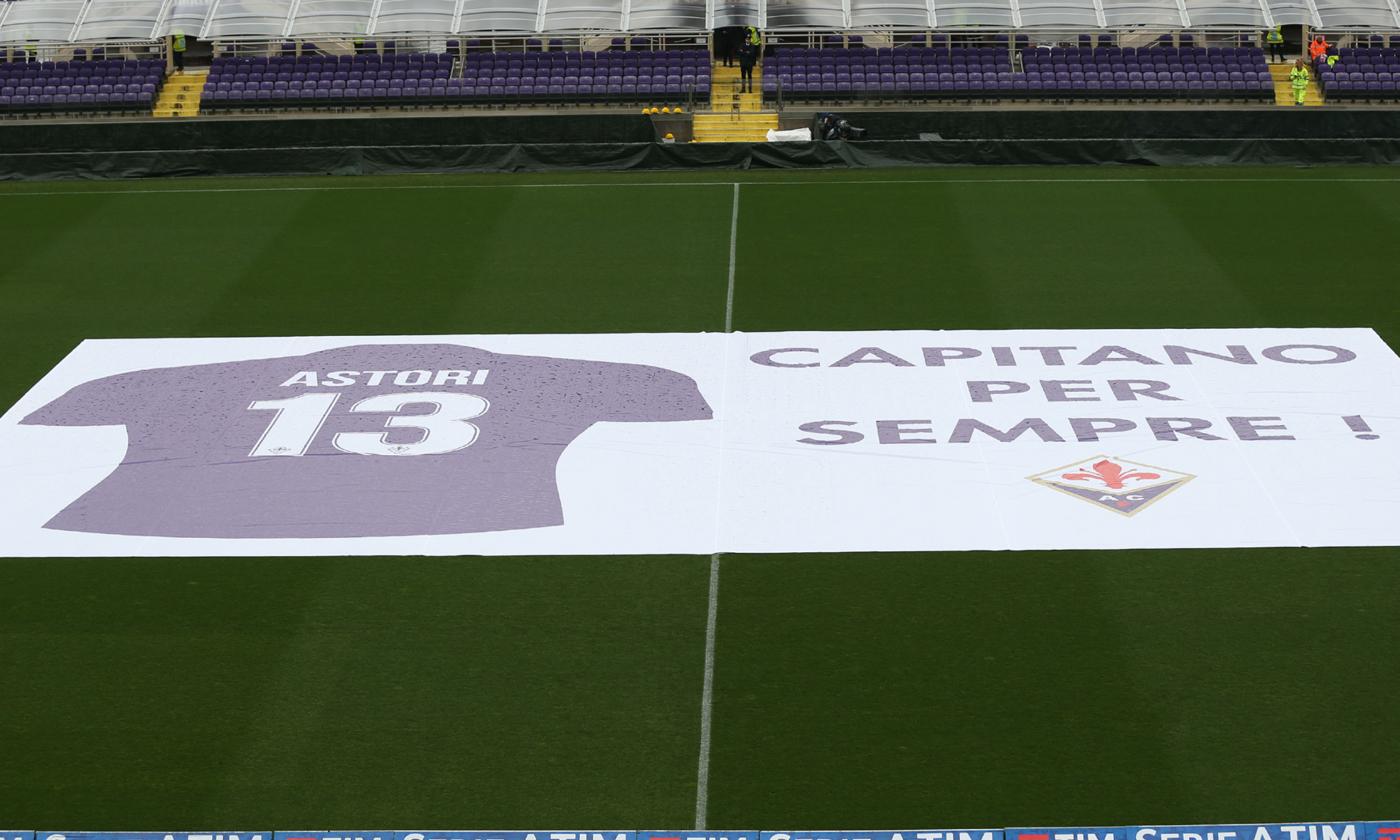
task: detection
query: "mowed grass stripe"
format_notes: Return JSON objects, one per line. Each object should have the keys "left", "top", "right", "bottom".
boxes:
{"left": 0, "top": 184, "right": 736, "bottom": 411}
{"left": 0, "top": 556, "right": 713, "bottom": 826}
{"left": 6, "top": 165, "right": 1400, "bottom": 197}
{"left": 0, "top": 178, "right": 738, "bottom": 825}
{"left": 0, "top": 167, "right": 1397, "bottom": 828}
{"left": 706, "top": 548, "right": 1400, "bottom": 826}
{"left": 728, "top": 177, "right": 1400, "bottom": 346}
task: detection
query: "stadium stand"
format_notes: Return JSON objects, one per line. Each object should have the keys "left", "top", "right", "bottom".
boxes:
{"left": 0, "top": 58, "right": 162, "bottom": 114}
{"left": 204, "top": 53, "right": 453, "bottom": 110}
{"left": 764, "top": 45, "right": 1275, "bottom": 103}
{"left": 1315, "top": 46, "right": 1400, "bottom": 100}
{"left": 455, "top": 50, "right": 709, "bottom": 106}
{"left": 201, "top": 49, "right": 710, "bottom": 111}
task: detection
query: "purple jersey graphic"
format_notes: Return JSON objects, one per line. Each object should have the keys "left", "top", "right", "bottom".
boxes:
{"left": 21, "top": 344, "right": 712, "bottom": 538}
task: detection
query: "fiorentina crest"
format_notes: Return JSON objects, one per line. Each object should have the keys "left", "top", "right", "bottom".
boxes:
{"left": 1028, "top": 455, "right": 1194, "bottom": 517}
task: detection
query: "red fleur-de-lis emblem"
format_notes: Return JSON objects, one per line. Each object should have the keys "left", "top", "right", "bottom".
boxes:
{"left": 1060, "top": 459, "right": 1161, "bottom": 490}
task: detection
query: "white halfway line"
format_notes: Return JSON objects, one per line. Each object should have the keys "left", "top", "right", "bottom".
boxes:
{"left": 695, "top": 549, "right": 721, "bottom": 830}
{"left": 696, "top": 183, "right": 738, "bottom": 830}
{"left": 725, "top": 182, "right": 740, "bottom": 333}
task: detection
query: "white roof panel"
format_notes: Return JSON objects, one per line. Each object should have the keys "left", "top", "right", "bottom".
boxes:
{"left": 766, "top": 0, "right": 845, "bottom": 27}
{"left": 627, "top": 0, "right": 707, "bottom": 29}
{"left": 1182, "top": 0, "right": 1266, "bottom": 25}
{"left": 1100, "top": 0, "right": 1183, "bottom": 26}
{"left": 371, "top": 0, "right": 453, "bottom": 32}
{"left": 1017, "top": 0, "right": 1100, "bottom": 27}
{"left": 158, "top": 0, "right": 212, "bottom": 35}
{"left": 1265, "top": 0, "right": 1316, "bottom": 22}
{"left": 456, "top": 0, "right": 536, "bottom": 31}
{"left": 849, "top": 0, "right": 932, "bottom": 28}
{"left": 1316, "top": 0, "right": 1397, "bottom": 25}
{"left": 201, "top": 0, "right": 291, "bottom": 37}
{"left": 711, "top": 0, "right": 758, "bottom": 26}
{"left": 3, "top": 0, "right": 1400, "bottom": 43}
{"left": 75, "top": 0, "right": 165, "bottom": 38}
{"left": 540, "top": 0, "right": 623, "bottom": 29}
{"left": 0, "top": 0, "right": 85, "bottom": 41}
{"left": 933, "top": 0, "right": 1016, "bottom": 27}
{"left": 288, "top": 0, "right": 372, "bottom": 33}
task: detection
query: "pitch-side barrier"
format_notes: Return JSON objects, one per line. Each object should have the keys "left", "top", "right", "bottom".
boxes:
{"left": 8, "top": 820, "right": 1400, "bottom": 840}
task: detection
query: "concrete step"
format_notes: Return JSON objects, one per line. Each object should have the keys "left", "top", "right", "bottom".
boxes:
{"left": 695, "top": 112, "right": 778, "bottom": 121}
{"left": 154, "top": 71, "right": 206, "bottom": 117}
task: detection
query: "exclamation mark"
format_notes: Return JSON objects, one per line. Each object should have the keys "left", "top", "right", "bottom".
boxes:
{"left": 1343, "top": 415, "right": 1380, "bottom": 440}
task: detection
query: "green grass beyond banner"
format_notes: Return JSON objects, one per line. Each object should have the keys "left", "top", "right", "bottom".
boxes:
{"left": 0, "top": 167, "right": 1397, "bottom": 827}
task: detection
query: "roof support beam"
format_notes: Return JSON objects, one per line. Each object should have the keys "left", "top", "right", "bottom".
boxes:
{"left": 1174, "top": 0, "right": 1190, "bottom": 28}
{"left": 534, "top": 0, "right": 547, "bottom": 35}
{"left": 68, "top": 0, "right": 95, "bottom": 43}
{"left": 840, "top": 0, "right": 850, "bottom": 28}
{"left": 704, "top": 0, "right": 713, "bottom": 30}
{"left": 1300, "top": 0, "right": 1322, "bottom": 27}
{"left": 149, "top": 0, "right": 175, "bottom": 39}
{"left": 197, "top": 0, "right": 221, "bottom": 40}
{"left": 450, "top": 0, "right": 467, "bottom": 33}
{"left": 1007, "top": 0, "right": 1022, "bottom": 28}
{"left": 1091, "top": 0, "right": 1106, "bottom": 28}
{"left": 621, "top": 0, "right": 631, "bottom": 31}
{"left": 1387, "top": 0, "right": 1400, "bottom": 31}
{"left": 926, "top": 0, "right": 937, "bottom": 30}
{"left": 0, "top": 1, "right": 18, "bottom": 38}
{"left": 367, "top": 0, "right": 385, "bottom": 35}
{"left": 1256, "top": 0, "right": 1274, "bottom": 28}
{"left": 281, "top": 0, "right": 304, "bottom": 38}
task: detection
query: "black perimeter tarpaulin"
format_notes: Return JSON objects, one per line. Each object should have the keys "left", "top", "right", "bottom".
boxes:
{"left": 1, "top": 108, "right": 1399, "bottom": 180}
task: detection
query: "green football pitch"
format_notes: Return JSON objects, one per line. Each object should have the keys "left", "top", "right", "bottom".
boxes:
{"left": 1, "top": 166, "right": 1398, "bottom": 829}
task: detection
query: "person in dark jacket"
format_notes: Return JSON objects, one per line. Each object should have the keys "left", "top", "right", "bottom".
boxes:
{"left": 716, "top": 27, "right": 735, "bottom": 67}
{"left": 737, "top": 38, "right": 757, "bottom": 93}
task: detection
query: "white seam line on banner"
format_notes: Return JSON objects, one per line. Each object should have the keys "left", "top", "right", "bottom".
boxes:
{"left": 697, "top": 182, "right": 738, "bottom": 831}
{"left": 5, "top": 177, "right": 1400, "bottom": 199}
{"left": 975, "top": 442, "right": 1016, "bottom": 551}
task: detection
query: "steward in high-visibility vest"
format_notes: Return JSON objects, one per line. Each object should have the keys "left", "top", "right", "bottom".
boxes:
{"left": 1290, "top": 59, "right": 1310, "bottom": 105}
{"left": 1265, "top": 27, "right": 1285, "bottom": 63}
{"left": 746, "top": 26, "right": 762, "bottom": 60}
{"left": 172, "top": 31, "right": 187, "bottom": 70}
{"left": 1308, "top": 35, "right": 1328, "bottom": 61}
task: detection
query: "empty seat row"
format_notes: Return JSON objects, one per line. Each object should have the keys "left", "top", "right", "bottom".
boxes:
{"left": 0, "top": 58, "right": 160, "bottom": 113}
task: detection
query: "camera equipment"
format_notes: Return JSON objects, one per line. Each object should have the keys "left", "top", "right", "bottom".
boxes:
{"left": 815, "top": 112, "right": 868, "bottom": 141}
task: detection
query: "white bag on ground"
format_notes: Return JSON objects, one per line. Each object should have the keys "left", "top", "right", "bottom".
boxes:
{"left": 766, "top": 128, "right": 812, "bottom": 142}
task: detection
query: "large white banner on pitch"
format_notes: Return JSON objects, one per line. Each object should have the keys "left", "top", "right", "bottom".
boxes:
{"left": 0, "top": 329, "right": 1396, "bottom": 556}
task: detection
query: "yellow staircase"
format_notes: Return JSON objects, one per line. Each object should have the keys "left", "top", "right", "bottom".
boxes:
{"left": 693, "top": 61, "right": 778, "bottom": 142}
{"left": 153, "top": 68, "right": 208, "bottom": 118}
{"left": 1270, "top": 63, "right": 1323, "bottom": 106}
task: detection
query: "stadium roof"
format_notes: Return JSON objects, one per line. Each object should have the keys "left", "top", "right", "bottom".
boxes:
{"left": 0, "top": 0, "right": 1395, "bottom": 43}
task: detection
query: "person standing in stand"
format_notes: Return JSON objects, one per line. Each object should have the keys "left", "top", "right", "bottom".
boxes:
{"left": 716, "top": 27, "right": 734, "bottom": 68}
{"left": 1290, "top": 57, "right": 1311, "bottom": 105}
{"left": 737, "top": 37, "right": 757, "bottom": 94}
{"left": 171, "top": 31, "right": 187, "bottom": 70}
{"left": 1308, "top": 33, "right": 1329, "bottom": 62}
{"left": 1265, "top": 27, "right": 1286, "bottom": 64}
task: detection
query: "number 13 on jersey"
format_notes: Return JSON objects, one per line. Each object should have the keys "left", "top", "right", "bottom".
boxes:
{"left": 248, "top": 392, "right": 491, "bottom": 457}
